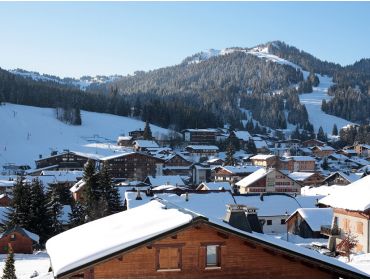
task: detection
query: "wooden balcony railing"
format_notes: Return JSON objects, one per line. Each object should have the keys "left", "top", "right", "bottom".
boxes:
{"left": 320, "top": 225, "right": 341, "bottom": 236}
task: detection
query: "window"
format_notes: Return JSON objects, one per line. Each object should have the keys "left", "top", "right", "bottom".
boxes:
{"left": 356, "top": 222, "right": 363, "bottom": 235}
{"left": 156, "top": 246, "right": 181, "bottom": 271}
{"left": 266, "top": 220, "right": 272, "bottom": 226}
{"left": 10, "top": 234, "right": 16, "bottom": 241}
{"left": 281, "top": 219, "right": 286, "bottom": 225}
{"left": 206, "top": 245, "right": 220, "bottom": 268}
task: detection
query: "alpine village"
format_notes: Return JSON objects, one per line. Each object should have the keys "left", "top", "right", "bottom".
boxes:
{"left": 1, "top": 28, "right": 370, "bottom": 279}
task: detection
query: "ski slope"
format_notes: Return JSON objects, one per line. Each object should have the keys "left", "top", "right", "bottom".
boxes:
{"left": 0, "top": 103, "right": 173, "bottom": 168}
{"left": 299, "top": 74, "right": 354, "bottom": 134}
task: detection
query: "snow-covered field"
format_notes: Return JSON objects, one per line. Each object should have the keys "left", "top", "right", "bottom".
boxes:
{"left": 0, "top": 252, "right": 52, "bottom": 279}
{"left": 0, "top": 103, "right": 173, "bottom": 168}
{"left": 299, "top": 74, "right": 354, "bottom": 134}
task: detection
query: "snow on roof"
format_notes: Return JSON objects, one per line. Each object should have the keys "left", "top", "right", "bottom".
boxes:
{"left": 319, "top": 175, "right": 370, "bottom": 211}
{"left": 288, "top": 172, "right": 315, "bottom": 181}
{"left": 349, "top": 157, "right": 370, "bottom": 166}
{"left": 0, "top": 207, "right": 8, "bottom": 224}
{"left": 250, "top": 154, "right": 275, "bottom": 160}
{"left": 183, "top": 128, "right": 218, "bottom": 133}
{"left": 23, "top": 228, "right": 40, "bottom": 243}
{"left": 294, "top": 208, "right": 333, "bottom": 231}
{"left": 40, "top": 170, "right": 83, "bottom": 183}
{"left": 220, "top": 165, "right": 261, "bottom": 174}
{"left": 234, "top": 131, "right": 251, "bottom": 141}
{"left": 301, "top": 185, "right": 344, "bottom": 196}
{"left": 46, "top": 200, "right": 195, "bottom": 277}
{"left": 0, "top": 180, "right": 16, "bottom": 187}
{"left": 186, "top": 145, "right": 219, "bottom": 151}
{"left": 117, "top": 136, "right": 132, "bottom": 141}
{"left": 328, "top": 153, "right": 349, "bottom": 161}
{"left": 197, "top": 182, "right": 232, "bottom": 191}
{"left": 100, "top": 152, "right": 136, "bottom": 161}
{"left": 70, "top": 179, "right": 86, "bottom": 193}
{"left": 287, "top": 156, "right": 315, "bottom": 162}
{"left": 253, "top": 140, "right": 268, "bottom": 149}
{"left": 133, "top": 140, "right": 159, "bottom": 148}
{"left": 146, "top": 175, "right": 185, "bottom": 187}
{"left": 235, "top": 168, "right": 268, "bottom": 188}
{"left": 315, "top": 146, "right": 335, "bottom": 151}
{"left": 325, "top": 171, "right": 361, "bottom": 184}
{"left": 152, "top": 184, "right": 189, "bottom": 191}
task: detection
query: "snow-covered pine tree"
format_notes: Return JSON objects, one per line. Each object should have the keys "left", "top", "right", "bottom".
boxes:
{"left": 4, "top": 176, "right": 31, "bottom": 230}
{"left": 332, "top": 124, "right": 338, "bottom": 136}
{"left": 68, "top": 201, "right": 86, "bottom": 228}
{"left": 1, "top": 246, "right": 16, "bottom": 279}
{"left": 46, "top": 186, "right": 63, "bottom": 236}
{"left": 143, "top": 121, "right": 153, "bottom": 140}
{"left": 29, "top": 179, "right": 51, "bottom": 244}
{"left": 224, "top": 143, "right": 236, "bottom": 166}
{"left": 317, "top": 126, "right": 327, "bottom": 142}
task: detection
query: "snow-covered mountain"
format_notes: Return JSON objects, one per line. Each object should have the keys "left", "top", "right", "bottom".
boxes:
{"left": 9, "top": 68, "right": 122, "bottom": 91}
{"left": 0, "top": 103, "right": 174, "bottom": 168}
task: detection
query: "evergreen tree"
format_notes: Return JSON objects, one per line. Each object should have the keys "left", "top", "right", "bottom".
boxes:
{"left": 332, "top": 124, "right": 338, "bottom": 136}
{"left": 317, "top": 126, "right": 327, "bottom": 142}
{"left": 246, "top": 139, "right": 257, "bottom": 154}
{"left": 82, "top": 160, "right": 99, "bottom": 221}
{"left": 29, "top": 179, "right": 51, "bottom": 244}
{"left": 143, "top": 121, "right": 153, "bottom": 140}
{"left": 321, "top": 157, "right": 329, "bottom": 170}
{"left": 245, "top": 119, "right": 254, "bottom": 132}
{"left": 5, "top": 177, "right": 31, "bottom": 230}
{"left": 227, "top": 131, "right": 240, "bottom": 151}
{"left": 291, "top": 126, "right": 300, "bottom": 140}
{"left": 224, "top": 143, "right": 236, "bottom": 166}
{"left": 2, "top": 248, "right": 16, "bottom": 279}
{"left": 74, "top": 108, "right": 82, "bottom": 125}
{"left": 68, "top": 201, "right": 86, "bottom": 228}
{"left": 46, "top": 186, "right": 63, "bottom": 236}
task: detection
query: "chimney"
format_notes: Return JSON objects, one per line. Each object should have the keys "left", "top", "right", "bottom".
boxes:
{"left": 136, "top": 189, "right": 142, "bottom": 200}
{"left": 185, "top": 192, "right": 189, "bottom": 202}
{"left": 223, "top": 204, "right": 263, "bottom": 233}
{"left": 259, "top": 193, "right": 264, "bottom": 201}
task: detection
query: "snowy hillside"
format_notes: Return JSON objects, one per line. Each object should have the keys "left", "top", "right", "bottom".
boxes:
{"left": 0, "top": 103, "right": 173, "bottom": 168}
{"left": 9, "top": 69, "right": 122, "bottom": 91}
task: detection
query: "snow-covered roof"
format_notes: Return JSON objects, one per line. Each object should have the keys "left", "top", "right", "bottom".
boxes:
{"left": 197, "top": 182, "right": 232, "bottom": 191}
{"left": 146, "top": 175, "right": 185, "bottom": 187}
{"left": 70, "top": 179, "right": 86, "bottom": 193}
{"left": 234, "top": 131, "right": 251, "bottom": 141}
{"left": 40, "top": 170, "right": 83, "bottom": 183}
{"left": 286, "top": 156, "right": 315, "bottom": 162}
{"left": 186, "top": 145, "right": 219, "bottom": 151}
{"left": 325, "top": 171, "right": 361, "bottom": 184}
{"left": 253, "top": 140, "right": 268, "bottom": 149}
{"left": 100, "top": 152, "right": 136, "bottom": 161}
{"left": 46, "top": 200, "right": 195, "bottom": 277}
{"left": 290, "top": 208, "right": 333, "bottom": 231}
{"left": 235, "top": 168, "right": 268, "bottom": 187}
{"left": 328, "top": 153, "right": 349, "bottom": 161}
{"left": 288, "top": 172, "right": 315, "bottom": 181}
{"left": 250, "top": 154, "right": 275, "bottom": 160}
{"left": 0, "top": 226, "right": 39, "bottom": 243}
{"left": 152, "top": 184, "right": 189, "bottom": 191}
{"left": 0, "top": 180, "right": 16, "bottom": 187}
{"left": 133, "top": 140, "right": 159, "bottom": 148}
{"left": 117, "top": 136, "right": 132, "bottom": 141}
{"left": 183, "top": 128, "right": 218, "bottom": 133}
{"left": 314, "top": 146, "right": 335, "bottom": 151}
{"left": 319, "top": 175, "right": 370, "bottom": 211}
{"left": 217, "top": 165, "right": 261, "bottom": 175}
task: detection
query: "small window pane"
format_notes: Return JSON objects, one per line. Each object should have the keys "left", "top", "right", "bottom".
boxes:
{"left": 206, "top": 245, "right": 219, "bottom": 267}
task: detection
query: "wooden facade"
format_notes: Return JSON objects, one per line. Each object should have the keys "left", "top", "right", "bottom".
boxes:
{"left": 35, "top": 151, "right": 92, "bottom": 170}
{"left": 287, "top": 212, "right": 327, "bottom": 239}
{"left": 0, "top": 228, "right": 36, "bottom": 254}
{"left": 60, "top": 219, "right": 363, "bottom": 279}
{"left": 182, "top": 129, "right": 218, "bottom": 144}
{"left": 103, "top": 152, "right": 164, "bottom": 181}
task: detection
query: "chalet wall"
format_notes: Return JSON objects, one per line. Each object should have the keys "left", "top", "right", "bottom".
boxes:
{"left": 68, "top": 223, "right": 337, "bottom": 279}
{"left": 0, "top": 232, "right": 33, "bottom": 254}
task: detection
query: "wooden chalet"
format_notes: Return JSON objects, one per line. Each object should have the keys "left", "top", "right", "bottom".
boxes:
{"left": 354, "top": 144, "right": 370, "bottom": 158}
{"left": 311, "top": 146, "right": 335, "bottom": 158}
{"left": 236, "top": 168, "right": 302, "bottom": 194}
{"left": 213, "top": 165, "right": 261, "bottom": 184}
{"left": 0, "top": 226, "right": 39, "bottom": 254}
{"left": 35, "top": 151, "right": 96, "bottom": 170}
{"left": 250, "top": 154, "right": 277, "bottom": 168}
{"left": 319, "top": 175, "right": 370, "bottom": 254}
{"left": 185, "top": 145, "right": 219, "bottom": 158}
{"left": 287, "top": 208, "right": 333, "bottom": 239}
{"left": 182, "top": 129, "right": 218, "bottom": 145}
{"left": 117, "top": 136, "right": 133, "bottom": 147}
{"left": 133, "top": 140, "right": 160, "bottom": 152}
{"left": 0, "top": 194, "right": 12, "bottom": 207}
{"left": 278, "top": 156, "right": 316, "bottom": 172}
{"left": 322, "top": 171, "right": 361, "bottom": 186}
{"left": 101, "top": 152, "right": 164, "bottom": 181}
{"left": 162, "top": 153, "right": 193, "bottom": 176}
{"left": 288, "top": 172, "right": 325, "bottom": 187}
{"left": 46, "top": 200, "right": 367, "bottom": 279}
{"left": 302, "top": 139, "right": 326, "bottom": 148}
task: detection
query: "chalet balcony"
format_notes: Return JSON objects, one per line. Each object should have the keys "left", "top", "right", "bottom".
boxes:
{"left": 320, "top": 225, "right": 341, "bottom": 237}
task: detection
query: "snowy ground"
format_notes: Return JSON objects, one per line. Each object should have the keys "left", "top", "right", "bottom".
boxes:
{"left": 299, "top": 74, "right": 354, "bottom": 134}
{"left": 0, "top": 103, "right": 174, "bottom": 168}
{"left": 0, "top": 252, "right": 52, "bottom": 279}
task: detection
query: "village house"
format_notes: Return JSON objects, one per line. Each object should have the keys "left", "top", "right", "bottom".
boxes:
{"left": 0, "top": 193, "right": 12, "bottom": 207}
{"left": 319, "top": 175, "right": 370, "bottom": 254}
{"left": 286, "top": 208, "right": 333, "bottom": 239}
{"left": 0, "top": 226, "right": 39, "bottom": 254}
{"left": 101, "top": 152, "right": 164, "bottom": 181}
{"left": 322, "top": 171, "right": 361, "bottom": 186}
{"left": 250, "top": 154, "right": 277, "bottom": 168}
{"left": 46, "top": 199, "right": 366, "bottom": 279}
{"left": 302, "top": 139, "right": 326, "bottom": 148}
{"left": 182, "top": 128, "right": 218, "bottom": 144}
{"left": 287, "top": 172, "right": 325, "bottom": 187}
{"left": 212, "top": 165, "right": 261, "bottom": 185}
{"left": 196, "top": 182, "right": 232, "bottom": 191}
{"left": 354, "top": 144, "right": 370, "bottom": 158}
{"left": 311, "top": 146, "right": 335, "bottom": 158}
{"left": 116, "top": 135, "right": 133, "bottom": 147}
{"left": 185, "top": 145, "right": 219, "bottom": 159}
{"left": 234, "top": 130, "right": 252, "bottom": 148}
{"left": 235, "top": 168, "right": 302, "bottom": 194}
{"left": 161, "top": 153, "right": 193, "bottom": 177}
{"left": 191, "top": 164, "right": 211, "bottom": 186}
{"left": 133, "top": 140, "right": 160, "bottom": 152}
{"left": 144, "top": 175, "right": 186, "bottom": 189}
{"left": 278, "top": 156, "right": 316, "bottom": 172}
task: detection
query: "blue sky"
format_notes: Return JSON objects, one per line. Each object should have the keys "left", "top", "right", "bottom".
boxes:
{"left": 1, "top": 2, "right": 370, "bottom": 78}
